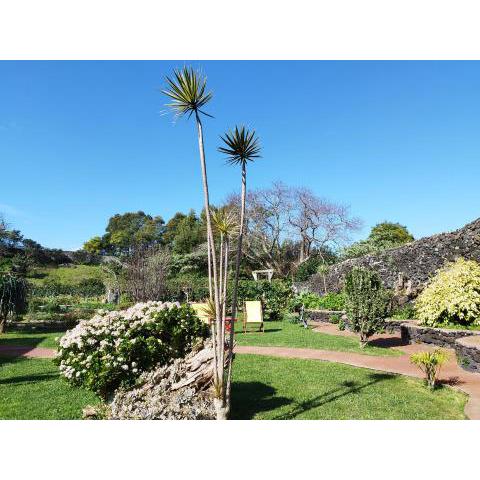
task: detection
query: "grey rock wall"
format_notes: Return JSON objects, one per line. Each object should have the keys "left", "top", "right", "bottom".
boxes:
{"left": 308, "top": 217, "right": 480, "bottom": 296}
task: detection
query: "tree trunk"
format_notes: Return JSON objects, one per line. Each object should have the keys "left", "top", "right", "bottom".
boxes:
{"left": 195, "top": 112, "right": 223, "bottom": 419}
{"left": 225, "top": 163, "right": 247, "bottom": 413}
{"left": 0, "top": 316, "right": 6, "bottom": 334}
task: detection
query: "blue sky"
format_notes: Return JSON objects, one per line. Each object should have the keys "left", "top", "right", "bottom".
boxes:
{"left": 1, "top": 60, "right": 479, "bottom": 250}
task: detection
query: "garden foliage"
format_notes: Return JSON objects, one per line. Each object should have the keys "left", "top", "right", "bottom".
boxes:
{"left": 410, "top": 349, "right": 449, "bottom": 389}
{"left": 344, "top": 267, "right": 391, "bottom": 346}
{"left": 290, "top": 292, "right": 345, "bottom": 311}
{"left": 415, "top": 258, "right": 480, "bottom": 327}
{"left": 55, "top": 301, "right": 209, "bottom": 397}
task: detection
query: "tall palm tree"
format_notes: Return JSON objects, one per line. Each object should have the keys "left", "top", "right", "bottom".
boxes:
{"left": 163, "top": 67, "right": 224, "bottom": 417}
{"left": 218, "top": 126, "right": 261, "bottom": 410}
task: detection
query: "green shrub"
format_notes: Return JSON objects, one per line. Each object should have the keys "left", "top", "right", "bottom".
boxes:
{"left": 410, "top": 349, "right": 449, "bottom": 389}
{"left": 233, "top": 279, "right": 293, "bottom": 320}
{"left": 344, "top": 267, "right": 391, "bottom": 347}
{"left": 416, "top": 258, "right": 480, "bottom": 328}
{"left": 330, "top": 313, "right": 341, "bottom": 324}
{"left": 290, "top": 292, "right": 345, "bottom": 311}
{"left": 55, "top": 301, "right": 209, "bottom": 397}
{"left": 0, "top": 273, "right": 28, "bottom": 332}
{"left": 391, "top": 303, "right": 416, "bottom": 320}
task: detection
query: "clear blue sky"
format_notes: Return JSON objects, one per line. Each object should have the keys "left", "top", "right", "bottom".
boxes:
{"left": 1, "top": 61, "right": 479, "bottom": 250}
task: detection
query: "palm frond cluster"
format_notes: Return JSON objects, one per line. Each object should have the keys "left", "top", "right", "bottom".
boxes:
{"left": 218, "top": 126, "right": 261, "bottom": 165}
{"left": 162, "top": 66, "right": 213, "bottom": 118}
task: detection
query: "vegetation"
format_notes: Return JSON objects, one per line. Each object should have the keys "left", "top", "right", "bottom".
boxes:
{"left": 0, "top": 330, "right": 65, "bottom": 349}
{"left": 83, "top": 211, "right": 165, "bottom": 255}
{"left": 218, "top": 125, "right": 261, "bottom": 405}
{"left": 341, "top": 221, "right": 414, "bottom": 260}
{"left": 55, "top": 302, "right": 208, "bottom": 397}
{"left": 415, "top": 258, "right": 480, "bottom": 327}
{"left": 230, "top": 355, "right": 466, "bottom": 420}
{"left": 290, "top": 291, "right": 345, "bottom": 311}
{"left": 0, "top": 354, "right": 466, "bottom": 420}
{"left": 0, "top": 356, "right": 101, "bottom": 419}
{"left": 234, "top": 319, "right": 400, "bottom": 356}
{"left": 410, "top": 349, "right": 450, "bottom": 389}
{"left": 0, "top": 273, "right": 28, "bottom": 332}
{"left": 391, "top": 303, "right": 416, "bottom": 320}
{"left": 344, "top": 267, "right": 391, "bottom": 347}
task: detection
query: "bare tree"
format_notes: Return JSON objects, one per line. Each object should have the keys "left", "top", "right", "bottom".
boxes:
{"left": 225, "top": 182, "right": 361, "bottom": 277}
{"left": 123, "top": 245, "right": 171, "bottom": 302}
{"left": 288, "top": 186, "right": 362, "bottom": 265}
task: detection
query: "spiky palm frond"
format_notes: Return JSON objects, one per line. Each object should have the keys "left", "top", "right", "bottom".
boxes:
{"left": 218, "top": 125, "right": 261, "bottom": 165}
{"left": 212, "top": 209, "right": 239, "bottom": 237}
{"left": 201, "top": 298, "right": 217, "bottom": 320}
{"left": 162, "top": 66, "right": 213, "bottom": 118}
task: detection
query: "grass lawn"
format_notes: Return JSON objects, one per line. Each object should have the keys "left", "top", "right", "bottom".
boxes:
{"left": 27, "top": 265, "right": 102, "bottom": 286}
{"left": 0, "top": 356, "right": 100, "bottom": 420}
{"left": 0, "top": 354, "right": 467, "bottom": 420}
{"left": 0, "top": 330, "right": 62, "bottom": 350}
{"left": 234, "top": 319, "right": 402, "bottom": 357}
{"left": 231, "top": 354, "right": 468, "bottom": 420}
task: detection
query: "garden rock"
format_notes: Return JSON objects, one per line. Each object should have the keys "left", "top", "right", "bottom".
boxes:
{"left": 307, "top": 217, "right": 480, "bottom": 297}
{"left": 108, "top": 339, "right": 216, "bottom": 420}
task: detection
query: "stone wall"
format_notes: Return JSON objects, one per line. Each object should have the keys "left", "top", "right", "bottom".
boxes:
{"left": 400, "top": 322, "right": 480, "bottom": 348}
{"left": 307, "top": 217, "right": 480, "bottom": 297}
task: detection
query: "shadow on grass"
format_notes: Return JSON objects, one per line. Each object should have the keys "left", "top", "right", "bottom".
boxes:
{"left": 230, "top": 382, "right": 291, "bottom": 419}
{"left": 0, "top": 336, "right": 47, "bottom": 350}
{"left": 0, "top": 373, "right": 59, "bottom": 386}
{"left": 273, "top": 372, "right": 394, "bottom": 420}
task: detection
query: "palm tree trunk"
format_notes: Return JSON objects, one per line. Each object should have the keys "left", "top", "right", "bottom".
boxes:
{"left": 194, "top": 112, "right": 225, "bottom": 419}
{"left": 225, "top": 162, "right": 246, "bottom": 411}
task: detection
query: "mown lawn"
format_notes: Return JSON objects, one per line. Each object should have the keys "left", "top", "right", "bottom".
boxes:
{"left": 0, "top": 354, "right": 467, "bottom": 420}
{"left": 231, "top": 354, "right": 468, "bottom": 420}
{"left": 0, "top": 356, "right": 100, "bottom": 420}
{"left": 0, "top": 330, "right": 62, "bottom": 350}
{"left": 234, "top": 320, "right": 402, "bottom": 357}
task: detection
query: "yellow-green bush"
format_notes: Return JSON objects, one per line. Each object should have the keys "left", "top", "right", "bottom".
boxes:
{"left": 416, "top": 258, "right": 480, "bottom": 327}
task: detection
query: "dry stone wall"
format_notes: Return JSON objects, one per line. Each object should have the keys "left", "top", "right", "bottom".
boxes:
{"left": 307, "top": 217, "right": 480, "bottom": 297}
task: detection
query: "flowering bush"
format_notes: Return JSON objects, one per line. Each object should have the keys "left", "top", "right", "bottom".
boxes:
{"left": 416, "top": 258, "right": 480, "bottom": 327}
{"left": 55, "top": 301, "right": 209, "bottom": 397}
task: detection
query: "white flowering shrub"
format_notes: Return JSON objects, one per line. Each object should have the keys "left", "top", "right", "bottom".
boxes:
{"left": 55, "top": 301, "right": 209, "bottom": 397}
{"left": 416, "top": 258, "right": 480, "bottom": 327}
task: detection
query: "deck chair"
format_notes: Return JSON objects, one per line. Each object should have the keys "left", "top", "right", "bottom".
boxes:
{"left": 243, "top": 300, "right": 264, "bottom": 333}
{"left": 191, "top": 302, "right": 211, "bottom": 325}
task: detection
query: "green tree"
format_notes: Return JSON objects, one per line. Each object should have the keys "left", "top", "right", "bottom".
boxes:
{"left": 341, "top": 221, "right": 414, "bottom": 260}
{"left": 344, "top": 267, "right": 391, "bottom": 347}
{"left": 368, "top": 222, "right": 414, "bottom": 248}
{"left": 83, "top": 236, "right": 104, "bottom": 254}
{"left": 171, "top": 210, "right": 204, "bottom": 254}
{"left": 104, "top": 211, "right": 165, "bottom": 254}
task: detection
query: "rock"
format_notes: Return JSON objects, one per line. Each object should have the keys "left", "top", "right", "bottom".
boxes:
{"left": 107, "top": 339, "right": 217, "bottom": 420}
{"left": 307, "top": 217, "right": 480, "bottom": 298}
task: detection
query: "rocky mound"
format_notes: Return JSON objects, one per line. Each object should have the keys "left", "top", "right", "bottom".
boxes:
{"left": 107, "top": 340, "right": 216, "bottom": 420}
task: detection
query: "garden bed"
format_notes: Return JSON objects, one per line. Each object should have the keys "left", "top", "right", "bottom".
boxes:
{"left": 7, "top": 319, "right": 77, "bottom": 332}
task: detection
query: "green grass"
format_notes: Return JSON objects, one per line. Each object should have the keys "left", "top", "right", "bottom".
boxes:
{"left": 28, "top": 265, "right": 102, "bottom": 286}
{"left": 0, "top": 356, "right": 100, "bottom": 419}
{"left": 234, "top": 320, "right": 402, "bottom": 356}
{"left": 0, "top": 354, "right": 467, "bottom": 420}
{"left": 231, "top": 354, "right": 468, "bottom": 420}
{"left": 0, "top": 331, "right": 62, "bottom": 349}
